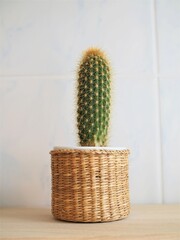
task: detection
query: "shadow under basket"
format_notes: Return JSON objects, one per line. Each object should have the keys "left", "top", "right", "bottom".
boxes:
{"left": 50, "top": 147, "right": 130, "bottom": 223}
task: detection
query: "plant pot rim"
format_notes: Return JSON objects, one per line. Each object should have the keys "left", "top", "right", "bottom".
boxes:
{"left": 53, "top": 146, "right": 129, "bottom": 151}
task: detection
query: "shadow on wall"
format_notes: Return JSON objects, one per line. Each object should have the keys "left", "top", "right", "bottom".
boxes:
{"left": 1, "top": 151, "right": 51, "bottom": 207}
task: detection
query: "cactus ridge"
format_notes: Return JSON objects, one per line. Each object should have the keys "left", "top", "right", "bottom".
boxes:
{"left": 77, "top": 48, "right": 111, "bottom": 146}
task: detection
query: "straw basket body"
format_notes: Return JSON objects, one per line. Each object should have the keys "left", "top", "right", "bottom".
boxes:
{"left": 50, "top": 147, "right": 130, "bottom": 222}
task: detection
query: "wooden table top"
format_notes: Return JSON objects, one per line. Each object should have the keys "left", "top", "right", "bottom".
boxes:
{"left": 0, "top": 205, "right": 180, "bottom": 240}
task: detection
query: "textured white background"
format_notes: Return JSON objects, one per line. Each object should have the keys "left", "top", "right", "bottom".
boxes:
{"left": 0, "top": 0, "right": 180, "bottom": 207}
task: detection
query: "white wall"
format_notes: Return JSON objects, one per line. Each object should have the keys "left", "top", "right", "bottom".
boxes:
{"left": 0, "top": 0, "right": 180, "bottom": 207}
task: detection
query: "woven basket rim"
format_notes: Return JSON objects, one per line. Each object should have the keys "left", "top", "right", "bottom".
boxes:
{"left": 50, "top": 146, "right": 130, "bottom": 155}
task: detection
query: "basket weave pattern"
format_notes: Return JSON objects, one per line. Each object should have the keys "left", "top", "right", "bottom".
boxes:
{"left": 50, "top": 148, "right": 130, "bottom": 222}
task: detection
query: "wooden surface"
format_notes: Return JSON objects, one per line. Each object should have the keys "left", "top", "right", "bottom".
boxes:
{"left": 0, "top": 205, "right": 180, "bottom": 240}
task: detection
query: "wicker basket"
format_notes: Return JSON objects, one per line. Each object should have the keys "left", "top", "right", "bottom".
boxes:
{"left": 50, "top": 147, "right": 130, "bottom": 222}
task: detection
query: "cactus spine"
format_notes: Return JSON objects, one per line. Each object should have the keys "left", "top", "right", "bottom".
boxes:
{"left": 77, "top": 48, "right": 111, "bottom": 146}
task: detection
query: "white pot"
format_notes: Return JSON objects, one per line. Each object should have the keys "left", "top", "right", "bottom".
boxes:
{"left": 54, "top": 146, "right": 129, "bottom": 151}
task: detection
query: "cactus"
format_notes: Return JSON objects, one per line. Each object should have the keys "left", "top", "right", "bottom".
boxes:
{"left": 77, "top": 48, "right": 111, "bottom": 146}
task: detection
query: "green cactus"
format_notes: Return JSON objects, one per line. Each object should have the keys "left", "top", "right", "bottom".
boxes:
{"left": 77, "top": 48, "right": 111, "bottom": 146}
